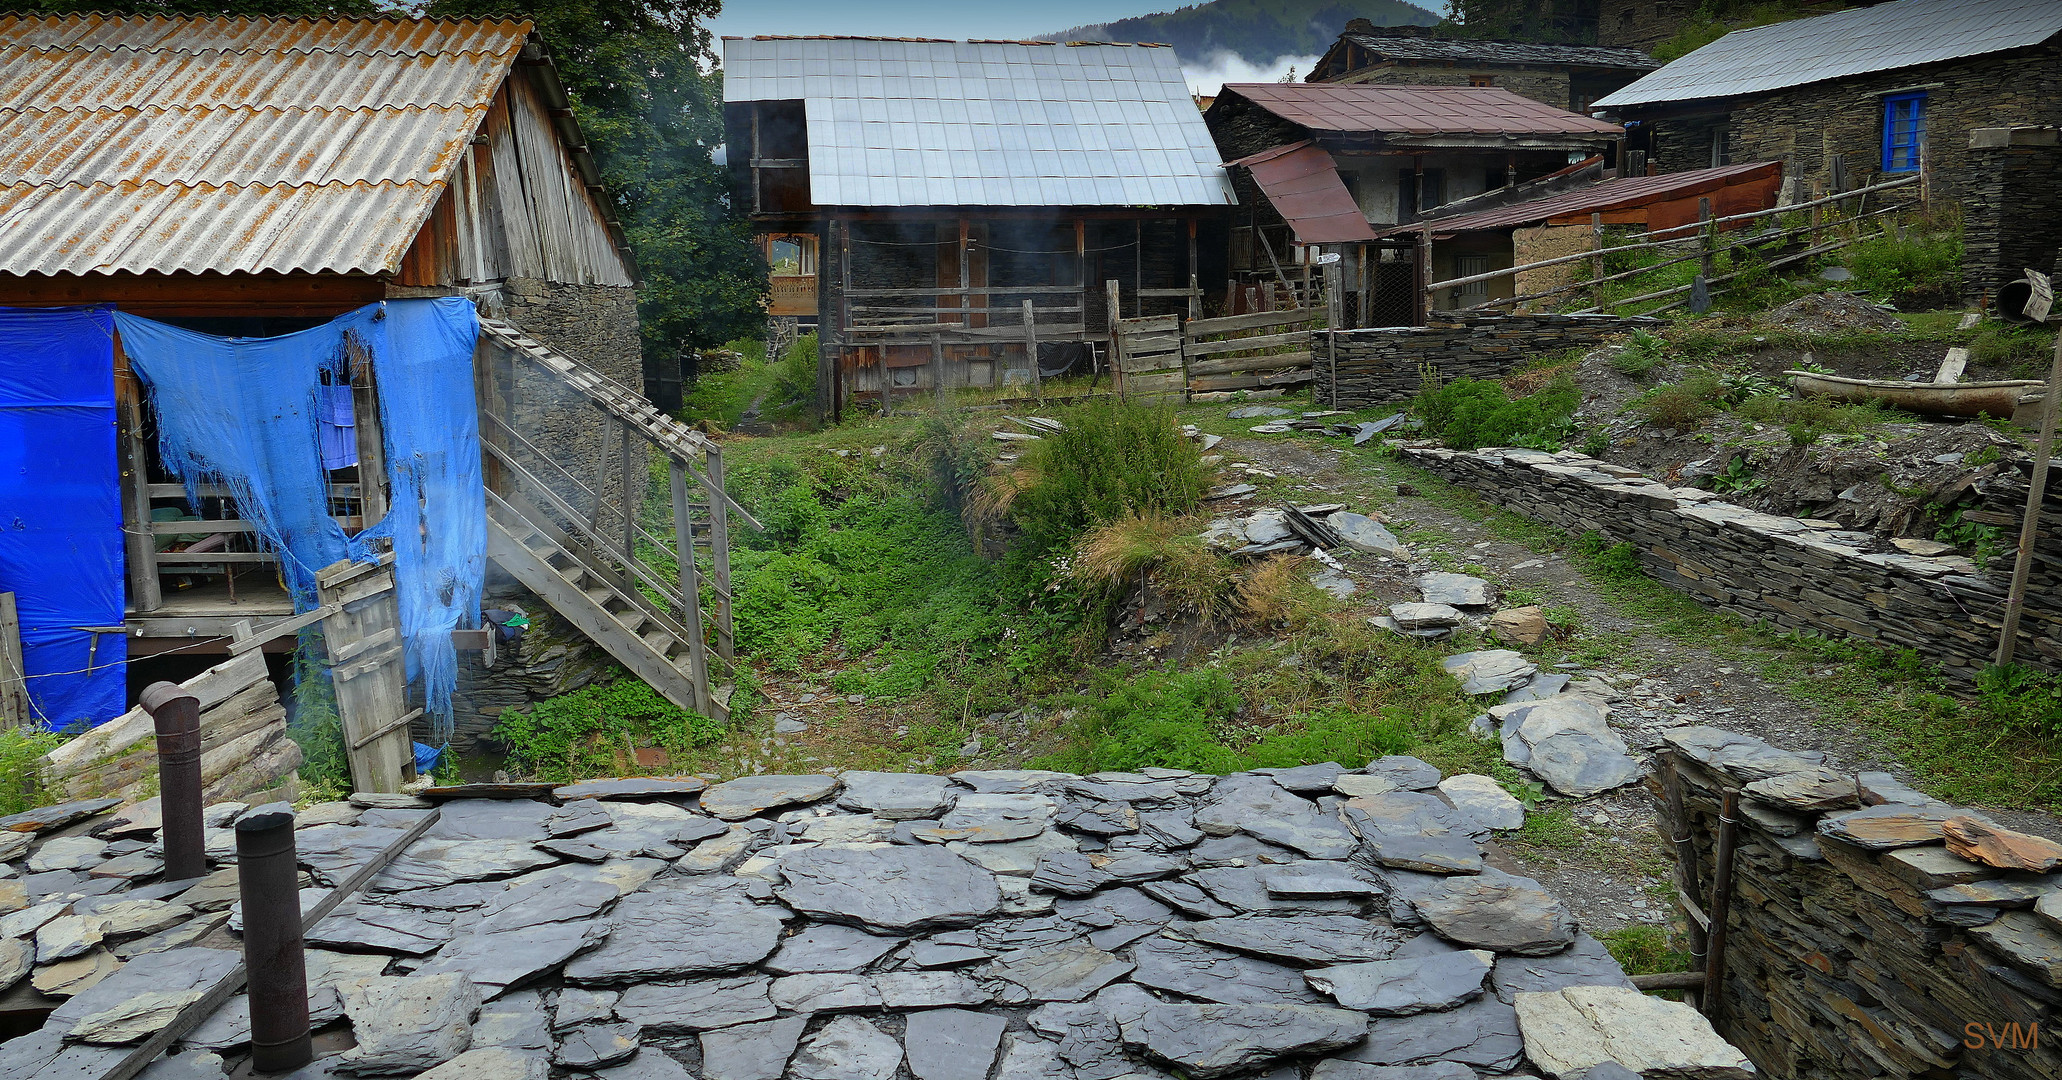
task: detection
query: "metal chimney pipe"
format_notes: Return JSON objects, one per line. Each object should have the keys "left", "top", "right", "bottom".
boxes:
{"left": 139, "top": 681, "right": 205, "bottom": 881}
{"left": 236, "top": 806, "right": 312, "bottom": 1074}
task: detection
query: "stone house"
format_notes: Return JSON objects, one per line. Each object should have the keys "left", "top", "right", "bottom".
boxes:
{"left": 1591, "top": 0, "right": 2062, "bottom": 205}
{"left": 1309, "top": 20, "right": 1658, "bottom": 115}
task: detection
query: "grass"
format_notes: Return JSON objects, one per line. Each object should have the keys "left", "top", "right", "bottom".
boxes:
{"left": 0, "top": 727, "right": 61, "bottom": 816}
{"left": 1412, "top": 372, "right": 1580, "bottom": 451}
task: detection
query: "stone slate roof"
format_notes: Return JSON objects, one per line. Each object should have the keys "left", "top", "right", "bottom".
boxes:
{"left": 0, "top": 764, "right": 1754, "bottom": 1079}
{"left": 1337, "top": 33, "right": 1661, "bottom": 72}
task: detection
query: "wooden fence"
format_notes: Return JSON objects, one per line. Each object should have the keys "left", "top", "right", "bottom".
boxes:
{"left": 1111, "top": 307, "right": 1326, "bottom": 403}
{"left": 1423, "top": 173, "right": 1924, "bottom": 318}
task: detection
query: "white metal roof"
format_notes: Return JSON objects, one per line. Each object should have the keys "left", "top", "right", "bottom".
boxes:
{"left": 721, "top": 36, "right": 1234, "bottom": 208}
{"left": 1593, "top": 0, "right": 2062, "bottom": 109}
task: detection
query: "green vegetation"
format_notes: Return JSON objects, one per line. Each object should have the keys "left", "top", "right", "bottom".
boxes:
{"left": 0, "top": 727, "right": 61, "bottom": 817}
{"left": 498, "top": 679, "right": 724, "bottom": 782}
{"left": 1930, "top": 506, "right": 2006, "bottom": 566}
{"left": 1005, "top": 400, "right": 1215, "bottom": 552}
{"left": 1844, "top": 222, "right": 1964, "bottom": 310}
{"left": 680, "top": 339, "right": 774, "bottom": 429}
{"left": 1612, "top": 330, "right": 1667, "bottom": 381}
{"left": 1052, "top": 0, "right": 1436, "bottom": 66}
{"left": 1412, "top": 373, "right": 1580, "bottom": 450}
{"left": 1601, "top": 924, "right": 1694, "bottom": 980}
{"left": 1652, "top": 0, "right": 1812, "bottom": 62}
{"left": 287, "top": 642, "right": 350, "bottom": 800}
{"left": 774, "top": 334, "right": 820, "bottom": 412}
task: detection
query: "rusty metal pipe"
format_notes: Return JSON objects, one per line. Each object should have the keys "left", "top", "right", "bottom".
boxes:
{"left": 140, "top": 682, "right": 205, "bottom": 881}
{"left": 1702, "top": 788, "right": 1742, "bottom": 1019}
{"left": 236, "top": 807, "right": 312, "bottom": 1074}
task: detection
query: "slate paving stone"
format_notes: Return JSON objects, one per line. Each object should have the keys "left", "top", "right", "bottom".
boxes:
{"left": 36, "top": 915, "right": 106, "bottom": 962}
{"left": 1172, "top": 914, "right": 1403, "bottom": 966}
{"left": 1349, "top": 819, "right": 1483, "bottom": 875}
{"left": 556, "top": 1021, "right": 641, "bottom": 1069}
{"left": 875, "top": 970, "right": 990, "bottom": 1008}
{"left": 1128, "top": 934, "right": 1326, "bottom": 1006}
{"left": 699, "top": 1017, "right": 808, "bottom": 1080}
{"left": 912, "top": 794, "right": 1057, "bottom": 844}
{"left": 1418, "top": 573, "right": 1491, "bottom": 607}
{"left": 950, "top": 770, "right": 1074, "bottom": 794}
{"left": 369, "top": 838, "right": 560, "bottom": 892}
{"left": 1029, "top": 850, "right": 1112, "bottom": 896}
{"left": 0, "top": 935, "right": 31, "bottom": 991}
{"left": 770, "top": 973, "right": 881, "bottom": 1013}
{"left": 418, "top": 1046, "right": 550, "bottom": 1080}
{"left": 28, "top": 837, "right": 108, "bottom": 874}
{"left": 776, "top": 846, "right": 1002, "bottom": 932}
{"left": 1056, "top": 799, "right": 1139, "bottom": 836}
{"left": 1140, "top": 879, "right": 1238, "bottom": 919}
{"left": 0, "top": 798, "right": 121, "bottom": 834}
{"left": 548, "top": 802, "right": 615, "bottom": 838}
{"left": 1512, "top": 986, "right": 1754, "bottom": 1079}
{"left": 1435, "top": 775, "right": 1525, "bottom": 832}
{"left": 1360, "top": 757, "right": 1442, "bottom": 792}
{"left": 1099, "top": 985, "right": 1370, "bottom": 1080}
{"left": 589, "top": 1050, "right": 696, "bottom": 1080}
{"left": 1817, "top": 803, "right": 1964, "bottom": 851}
{"left": 471, "top": 990, "right": 552, "bottom": 1049}
{"left": 477, "top": 874, "right": 620, "bottom": 934}
{"left": 564, "top": 879, "right": 781, "bottom": 983}
{"left": 1137, "top": 810, "right": 1203, "bottom": 849}
{"left": 428, "top": 798, "right": 555, "bottom": 842}
{"left": 838, "top": 773, "right": 955, "bottom": 821}
{"left": 908, "top": 941, "right": 991, "bottom": 968}
{"left": 1190, "top": 864, "right": 1370, "bottom": 915}
{"left": 789, "top": 1015, "right": 903, "bottom": 1080}
{"left": 1389, "top": 869, "right": 1576, "bottom": 956}
{"left": 1442, "top": 651, "right": 1536, "bottom": 695}
{"left": 1741, "top": 767, "right": 1860, "bottom": 812}
{"left": 553, "top": 988, "right": 619, "bottom": 1030}
{"left": 764, "top": 923, "right": 903, "bottom": 974}
{"left": 699, "top": 775, "right": 839, "bottom": 821}
{"left": 1332, "top": 993, "right": 1525, "bottom": 1072}
{"left": 1663, "top": 727, "right": 1824, "bottom": 784}
{"left": 554, "top": 778, "right": 708, "bottom": 802}
{"left": 1968, "top": 910, "right": 2062, "bottom": 988}
{"left": 615, "top": 974, "right": 774, "bottom": 1032}
{"left": 69, "top": 988, "right": 208, "bottom": 1044}
{"left": 904, "top": 1008, "right": 1007, "bottom": 1080}
{"left": 948, "top": 831, "right": 1078, "bottom": 876}
{"left": 1254, "top": 763, "right": 1345, "bottom": 794}
{"left": 992, "top": 1032, "right": 1080, "bottom": 1080}
{"left": 302, "top": 901, "right": 457, "bottom": 955}
{"left": 335, "top": 973, "right": 481, "bottom": 1075}
{"left": 1305, "top": 949, "right": 1494, "bottom": 1015}
{"left": 989, "top": 940, "right": 1133, "bottom": 1002}
{"left": 1489, "top": 933, "right": 1634, "bottom": 1003}
{"left": 1309, "top": 1062, "right": 1474, "bottom": 1080}
{"left": 1190, "top": 834, "right": 1301, "bottom": 868}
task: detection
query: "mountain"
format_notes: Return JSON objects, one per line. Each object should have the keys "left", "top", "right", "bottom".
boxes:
{"left": 1047, "top": 0, "right": 1441, "bottom": 68}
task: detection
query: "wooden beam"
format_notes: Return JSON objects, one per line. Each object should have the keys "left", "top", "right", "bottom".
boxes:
{"left": 669, "top": 462, "right": 712, "bottom": 716}
{"left": 0, "top": 594, "right": 27, "bottom": 729}
{"left": 113, "top": 338, "right": 162, "bottom": 615}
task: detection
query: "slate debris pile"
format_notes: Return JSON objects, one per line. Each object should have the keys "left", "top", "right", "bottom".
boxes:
{"left": 1660, "top": 726, "right": 2062, "bottom": 1080}
{"left": 0, "top": 765, "right": 1750, "bottom": 1080}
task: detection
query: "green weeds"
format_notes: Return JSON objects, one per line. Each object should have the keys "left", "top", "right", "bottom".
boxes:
{"left": 0, "top": 727, "right": 60, "bottom": 816}
{"left": 1412, "top": 372, "right": 1580, "bottom": 451}
{"left": 497, "top": 679, "right": 724, "bottom": 782}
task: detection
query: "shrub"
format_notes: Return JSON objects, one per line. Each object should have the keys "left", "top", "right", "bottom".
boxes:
{"left": 1412, "top": 374, "right": 1580, "bottom": 451}
{"left": 1576, "top": 532, "right": 1644, "bottom": 580}
{"left": 1072, "top": 513, "right": 1239, "bottom": 626}
{"left": 1635, "top": 383, "right": 1718, "bottom": 431}
{"left": 773, "top": 333, "right": 820, "bottom": 406}
{"left": 1238, "top": 554, "right": 1334, "bottom": 630}
{"left": 1844, "top": 224, "right": 1963, "bottom": 310}
{"left": 1976, "top": 663, "right": 2062, "bottom": 739}
{"left": 0, "top": 727, "right": 60, "bottom": 816}
{"left": 496, "top": 678, "right": 724, "bottom": 782}
{"left": 1612, "top": 331, "right": 1666, "bottom": 380}
{"left": 1009, "top": 400, "right": 1214, "bottom": 551}
{"left": 1036, "top": 668, "right": 1249, "bottom": 774}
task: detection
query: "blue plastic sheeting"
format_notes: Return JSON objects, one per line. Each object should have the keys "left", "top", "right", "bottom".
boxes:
{"left": 413, "top": 740, "right": 448, "bottom": 775}
{"left": 0, "top": 307, "right": 126, "bottom": 729}
{"left": 115, "top": 299, "right": 484, "bottom": 734}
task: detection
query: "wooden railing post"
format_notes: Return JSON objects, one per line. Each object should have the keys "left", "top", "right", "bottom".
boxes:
{"left": 703, "top": 449, "right": 735, "bottom": 665}
{"left": 668, "top": 461, "right": 713, "bottom": 716}
{"left": 618, "top": 419, "right": 638, "bottom": 564}
{"left": 0, "top": 593, "right": 26, "bottom": 729}
{"left": 1022, "top": 299, "right": 1042, "bottom": 400}
{"left": 1591, "top": 212, "right": 1606, "bottom": 311}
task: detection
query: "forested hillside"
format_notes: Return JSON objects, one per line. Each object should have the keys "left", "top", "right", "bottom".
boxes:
{"left": 1047, "top": 0, "right": 1438, "bottom": 66}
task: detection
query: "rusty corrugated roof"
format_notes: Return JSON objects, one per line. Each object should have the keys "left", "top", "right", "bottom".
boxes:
{"left": 0, "top": 14, "right": 528, "bottom": 277}
{"left": 1229, "top": 142, "right": 1377, "bottom": 245}
{"left": 1221, "top": 83, "right": 1624, "bottom": 139}
{"left": 1372, "top": 161, "right": 1782, "bottom": 237}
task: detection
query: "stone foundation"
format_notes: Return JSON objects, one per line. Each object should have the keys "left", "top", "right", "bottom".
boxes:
{"left": 1658, "top": 725, "right": 2062, "bottom": 1080}
{"left": 1316, "top": 315, "right": 1657, "bottom": 409}
{"left": 1397, "top": 445, "right": 2060, "bottom": 681}
{"left": 441, "top": 572, "right": 616, "bottom": 752}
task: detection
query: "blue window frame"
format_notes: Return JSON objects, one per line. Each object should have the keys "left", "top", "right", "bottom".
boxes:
{"left": 1882, "top": 92, "right": 1927, "bottom": 172}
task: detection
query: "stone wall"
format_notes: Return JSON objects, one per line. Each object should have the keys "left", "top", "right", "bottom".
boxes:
{"left": 1597, "top": 0, "right": 1698, "bottom": 49}
{"left": 1960, "top": 126, "right": 2062, "bottom": 304}
{"left": 1317, "top": 314, "right": 1655, "bottom": 408}
{"left": 1656, "top": 725, "right": 2062, "bottom": 1080}
{"left": 502, "top": 278, "right": 648, "bottom": 515}
{"left": 442, "top": 570, "right": 616, "bottom": 753}
{"left": 1397, "top": 445, "right": 2061, "bottom": 682}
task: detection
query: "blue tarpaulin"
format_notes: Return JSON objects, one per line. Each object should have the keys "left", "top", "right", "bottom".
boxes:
{"left": 115, "top": 299, "right": 484, "bottom": 735}
{"left": 0, "top": 306, "right": 126, "bottom": 729}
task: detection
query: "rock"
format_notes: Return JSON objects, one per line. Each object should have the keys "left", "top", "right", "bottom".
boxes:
{"left": 1489, "top": 934, "right": 1634, "bottom": 1003}
{"left": 1488, "top": 607, "right": 1548, "bottom": 646}
{"left": 1893, "top": 537, "right": 1955, "bottom": 556}
{"left": 553, "top": 988, "right": 617, "bottom": 1031}
{"left": 1389, "top": 603, "right": 1461, "bottom": 630}
{"left": 88, "top": 899, "right": 192, "bottom": 940}
{"left": 554, "top": 777, "right": 707, "bottom": 801}
{"left": 910, "top": 794, "right": 1055, "bottom": 844}
{"left": 903, "top": 1008, "right": 1008, "bottom": 1080}
{"left": 1391, "top": 869, "right": 1576, "bottom": 956}
{"left": 415, "top": 1047, "right": 550, "bottom": 1080}
{"left": 699, "top": 775, "right": 839, "bottom": 820}
{"left": 369, "top": 838, "right": 558, "bottom": 892}
{"left": 1943, "top": 815, "right": 2062, "bottom": 872}
{"left": 949, "top": 831, "right": 1078, "bottom": 876}
{"left": 0, "top": 935, "right": 30, "bottom": 991}
{"left": 32, "top": 948, "right": 120, "bottom": 997}
{"left": 37, "top": 915, "right": 107, "bottom": 962}
{"left": 564, "top": 879, "right": 781, "bottom": 982}
{"left": 988, "top": 941, "right": 1133, "bottom": 1002}
{"left": 909, "top": 940, "right": 992, "bottom": 968}
{"left": 417, "top": 917, "right": 611, "bottom": 996}
{"left": 1443, "top": 651, "right": 1537, "bottom": 696}
{"left": 992, "top": 1033, "right": 1073, "bottom": 1080}
{"left": 1362, "top": 757, "right": 1442, "bottom": 792}
{"left": 1188, "top": 863, "right": 1368, "bottom": 915}
{"left": 0, "top": 832, "right": 27, "bottom": 864}
{"left": 769, "top": 973, "right": 881, "bottom": 1013}
{"left": 1100, "top": 989, "right": 1369, "bottom": 1080}
{"left": 1028, "top": 850, "right": 1112, "bottom": 897}
{"left": 1504, "top": 673, "right": 1571, "bottom": 704}
{"left": 1348, "top": 814, "right": 1481, "bottom": 875}
{"left": 774, "top": 717, "right": 809, "bottom": 734}
{"left": 775, "top": 846, "right": 1002, "bottom": 932}
{"left": 1331, "top": 993, "right": 1523, "bottom": 1071}
{"left": 1817, "top": 804, "right": 1962, "bottom": 851}
{"left": 1129, "top": 935, "right": 1322, "bottom": 1005}
{"left": 336, "top": 973, "right": 482, "bottom": 1075}
{"left": 788, "top": 1016, "right": 903, "bottom": 1080}
{"left": 1252, "top": 764, "right": 1343, "bottom": 794}
{"left": 1664, "top": 727, "right": 1823, "bottom": 784}
{"left": 1228, "top": 406, "right": 1293, "bottom": 419}
{"left": 838, "top": 773, "right": 955, "bottom": 821}
{"left": 1926, "top": 877, "right": 2058, "bottom": 908}
{"left": 555, "top": 1021, "right": 641, "bottom": 1069}
{"left": 1309, "top": 1063, "right": 1474, "bottom": 1080}
{"left": 1173, "top": 914, "right": 1402, "bottom": 965}
{"left": 1436, "top": 775, "right": 1525, "bottom": 831}
{"left": 1512, "top": 985, "right": 1754, "bottom": 1079}
{"left": 28, "top": 836, "right": 108, "bottom": 873}
{"left": 471, "top": 991, "right": 550, "bottom": 1050}
{"left": 1194, "top": 775, "right": 1356, "bottom": 860}
{"left": 1306, "top": 949, "right": 1493, "bottom": 1015}
{"left": 1968, "top": 910, "right": 2062, "bottom": 988}
{"left": 616, "top": 975, "right": 773, "bottom": 1032}
{"left": 2038, "top": 891, "right": 2062, "bottom": 934}
{"left": 677, "top": 825, "right": 758, "bottom": 873}
{"left": 1140, "top": 879, "right": 1239, "bottom": 919}
{"left": 68, "top": 987, "right": 207, "bottom": 1043}
{"left": 0, "top": 798, "right": 121, "bottom": 834}
{"left": 591, "top": 1051, "right": 696, "bottom": 1080}
{"left": 874, "top": 970, "right": 989, "bottom": 1008}
{"left": 304, "top": 902, "right": 458, "bottom": 956}
{"left": 699, "top": 1017, "right": 808, "bottom": 1080}
{"left": 1054, "top": 798, "right": 1139, "bottom": 836}
{"left": 1309, "top": 569, "right": 1358, "bottom": 599}
{"left": 1244, "top": 510, "right": 1294, "bottom": 545}
{"left": 764, "top": 923, "right": 903, "bottom": 974}
{"left": 1418, "top": 573, "right": 1491, "bottom": 607}
{"left": 1328, "top": 512, "right": 1405, "bottom": 556}
{"left": 1501, "top": 698, "right": 1640, "bottom": 798}
{"left": 1742, "top": 767, "right": 1860, "bottom": 812}
{"left": 547, "top": 801, "right": 615, "bottom": 838}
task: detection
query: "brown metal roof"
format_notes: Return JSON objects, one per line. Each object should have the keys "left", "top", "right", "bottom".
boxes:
{"left": 1229, "top": 142, "right": 1377, "bottom": 245}
{"left": 1221, "top": 83, "right": 1623, "bottom": 139}
{"left": 0, "top": 14, "right": 529, "bottom": 277}
{"left": 1372, "top": 161, "right": 1783, "bottom": 237}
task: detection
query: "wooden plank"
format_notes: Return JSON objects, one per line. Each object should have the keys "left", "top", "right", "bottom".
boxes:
{"left": 670, "top": 462, "right": 712, "bottom": 716}
{"left": 0, "top": 594, "right": 27, "bottom": 729}
{"left": 1188, "top": 369, "right": 1317, "bottom": 393}
{"left": 1185, "top": 351, "right": 1315, "bottom": 378}
{"left": 704, "top": 450, "right": 735, "bottom": 665}
{"left": 113, "top": 341, "right": 162, "bottom": 615}
{"left": 1118, "top": 332, "right": 1182, "bottom": 352}
{"left": 225, "top": 603, "right": 343, "bottom": 656}
{"left": 318, "top": 560, "right": 412, "bottom": 793}
{"left": 1183, "top": 308, "right": 1320, "bottom": 336}
{"left": 349, "top": 708, "right": 423, "bottom": 751}
{"left": 1117, "top": 314, "right": 1180, "bottom": 333}
{"left": 1120, "top": 371, "right": 1187, "bottom": 394}
{"left": 1118, "top": 354, "right": 1183, "bottom": 375}
{"left": 1183, "top": 331, "right": 1312, "bottom": 358}
{"left": 330, "top": 626, "right": 399, "bottom": 666}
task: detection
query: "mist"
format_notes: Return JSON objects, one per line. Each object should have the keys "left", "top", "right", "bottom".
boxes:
{"left": 1183, "top": 50, "right": 1322, "bottom": 96}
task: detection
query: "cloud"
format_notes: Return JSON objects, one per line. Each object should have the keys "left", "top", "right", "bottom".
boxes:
{"left": 1182, "top": 50, "right": 1322, "bottom": 96}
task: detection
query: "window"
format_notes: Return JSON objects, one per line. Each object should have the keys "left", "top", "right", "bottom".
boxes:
{"left": 1397, "top": 169, "right": 1446, "bottom": 218}
{"left": 1882, "top": 92, "right": 1927, "bottom": 172}
{"left": 1455, "top": 254, "right": 1491, "bottom": 308}
{"left": 1469, "top": 75, "right": 1496, "bottom": 87}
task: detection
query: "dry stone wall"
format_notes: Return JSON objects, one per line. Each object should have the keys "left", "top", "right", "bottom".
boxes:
{"left": 1657, "top": 725, "right": 2062, "bottom": 1080}
{"left": 1397, "top": 445, "right": 2059, "bottom": 681}
{"left": 1961, "top": 126, "right": 2062, "bottom": 303}
{"left": 1317, "top": 316, "right": 1656, "bottom": 409}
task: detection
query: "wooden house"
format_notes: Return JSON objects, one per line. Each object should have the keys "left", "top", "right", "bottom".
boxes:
{"left": 0, "top": 15, "right": 742, "bottom": 771}
{"left": 721, "top": 36, "right": 1236, "bottom": 413}
{"left": 1309, "top": 20, "right": 1659, "bottom": 115}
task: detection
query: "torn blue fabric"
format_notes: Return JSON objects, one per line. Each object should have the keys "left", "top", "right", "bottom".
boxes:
{"left": 116, "top": 299, "right": 484, "bottom": 734}
{"left": 0, "top": 306, "right": 126, "bottom": 729}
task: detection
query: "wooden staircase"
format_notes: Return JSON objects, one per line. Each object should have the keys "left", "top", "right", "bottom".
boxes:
{"left": 485, "top": 492, "right": 726, "bottom": 721}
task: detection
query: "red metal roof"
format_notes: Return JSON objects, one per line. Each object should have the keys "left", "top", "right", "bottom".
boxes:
{"left": 1229, "top": 142, "right": 1377, "bottom": 245}
{"left": 1222, "top": 83, "right": 1623, "bottom": 139}
{"left": 1373, "top": 161, "right": 1783, "bottom": 237}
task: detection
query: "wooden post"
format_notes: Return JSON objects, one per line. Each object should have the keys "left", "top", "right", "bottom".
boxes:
{"left": 667, "top": 462, "right": 713, "bottom": 715}
{"left": 1414, "top": 227, "right": 1432, "bottom": 325}
{"left": 931, "top": 333, "right": 946, "bottom": 402}
{"left": 350, "top": 341, "right": 388, "bottom": 529}
{"left": 1106, "top": 277, "right": 1123, "bottom": 341}
{"left": 1591, "top": 212, "right": 1607, "bottom": 311}
{"left": 1996, "top": 328, "right": 2062, "bottom": 666}
{"left": 1918, "top": 137, "right": 1932, "bottom": 213}
{"left": 113, "top": 337, "right": 162, "bottom": 614}
{"left": 1323, "top": 257, "right": 1344, "bottom": 330}
{"left": 704, "top": 448, "right": 734, "bottom": 664}
{"left": 619, "top": 422, "right": 639, "bottom": 564}
{"left": 1187, "top": 218, "right": 1201, "bottom": 321}
{"left": 318, "top": 557, "right": 414, "bottom": 793}
{"left": 1023, "top": 299, "right": 1042, "bottom": 400}
{"left": 1698, "top": 197, "right": 1715, "bottom": 279}
{"left": 0, "top": 593, "right": 26, "bottom": 729}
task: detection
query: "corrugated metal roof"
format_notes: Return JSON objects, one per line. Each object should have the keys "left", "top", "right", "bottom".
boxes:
{"left": 0, "top": 14, "right": 528, "bottom": 277}
{"left": 1336, "top": 33, "right": 1659, "bottom": 71}
{"left": 721, "top": 36, "right": 1232, "bottom": 208}
{"left": 1371, "top": 161, "right": 1781, "bottom": 236}
{"left": 1223, "top": 83, "right": 1624, "bottom": 139}
{"left": 1593, "top": 0, "right": 2062, "bottom": 109}
{"left": 1229, "top": 141, "right": 1377, "bottom": 245}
